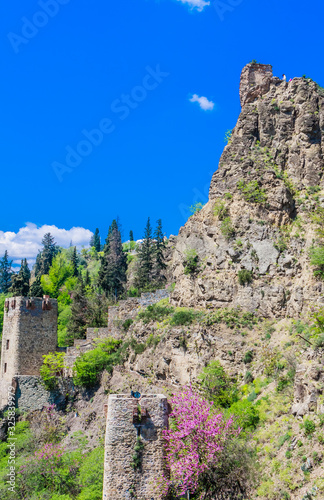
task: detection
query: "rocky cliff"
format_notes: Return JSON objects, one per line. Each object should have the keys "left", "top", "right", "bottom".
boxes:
{"left": 171, "top": 63, "right": 324, "bottom": 318}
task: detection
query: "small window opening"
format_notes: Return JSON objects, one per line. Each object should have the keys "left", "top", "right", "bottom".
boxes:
{"left": 4, "top": 363, "right": 7, "bottom": 374}
{"left": 6, "top": 340, "right": 9, "bottom": 350}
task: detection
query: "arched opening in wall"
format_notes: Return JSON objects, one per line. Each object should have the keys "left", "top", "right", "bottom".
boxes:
{"left": 6, "top": 340, "right": 9, "bottom": 350}
{"left": 4, "top": 364, "right": 7, "bottom": 373}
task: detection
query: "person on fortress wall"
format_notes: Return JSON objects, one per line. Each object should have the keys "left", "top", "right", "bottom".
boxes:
{"left": 282, "top": 74, "right": 287, "bottom": 82}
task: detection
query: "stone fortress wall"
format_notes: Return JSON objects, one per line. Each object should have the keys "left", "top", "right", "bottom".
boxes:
{"left": 64, "top": 289, "right": 170, "bottom": 377}
{"left": 103, "top": 394, "right": 169, "bottom": 500}
{"left": 0, "top": 296, "right": 58, "bottom": 408}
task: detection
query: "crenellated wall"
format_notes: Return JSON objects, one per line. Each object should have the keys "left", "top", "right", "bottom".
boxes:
{"left": 0, "top": 296, "right": 58, "bottom": 408}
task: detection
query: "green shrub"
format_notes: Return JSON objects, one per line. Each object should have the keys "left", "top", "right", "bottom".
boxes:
{"left": 309, "top": 246, "right": 324, "bottom": 279}
{"left": 202, "top": 307, "right": 258, "bottom": 330}
{"left": 137, "top": 304, "right": 174, "bottom": 324}
{"left": 307, "top": 185, "right": 321, "bottom": 194}
{"left": 314, "top": 334, "right": 324, "bottom": 348}
{"left": 76, "top": 447, "right": 104, "bottom": 500}
{"left": 127, "top": 287, "right": 140, "bottom": 297}
{"left": 244, "top": 371, "right": 254, "bottom": 384}
{"left": 247, "top": 390, "right": 257, "bottom": 402}
{"left": 130, "top": 338, "right": 146, "bottom": 355}
{"left": 189, "top": 202, "right": 204, "bottom": 215}
{"left": 40, "top": 352, "right": 66, "bottom": 391}
{"left": 274, "top": 236, "right": 288, "bottom": 253}
{"left": 276, "top": 376, "right": 290, "bottom": 392}
{"left": 220, "top": 217, "right": 235, "bottom": 240}
{"left": 214, "top": 199, "right": 228, "bottom": 220}
{"left": 170, "top": 309, "right": 195, "bottom": 326}
{"left": 146, "top": 334, "right": 160, "bottom": 348}
{"left": 303, "top": 418, "right": 316, "bottom": 436}
{"left": 237, "top": 180, "right": 266, "bottom": 203}
{"left": 122, "top": 319, "right": 134, "bottom": 331}
{"left": 243, "top": 351, "right": 254, "bottom": 364}
{"left": 198, "top": 360, "right": 239, "bottom": 408}
{"left": 238, "top": 270, "right": 253, "bottom": 286}
{"left": 73, "top": 338, "right": 122, "bottom": 387}
{"left": 131, "top": 437, "right": 144, "bottom": 470}
{"left": 229, "top": 399, "right": 260, "bottom": 430}
{"left": 183, "top": 249, "right": 199, "bottom": 275}
{"left": 224, "top": 129, "right": 233, "bottom": 144}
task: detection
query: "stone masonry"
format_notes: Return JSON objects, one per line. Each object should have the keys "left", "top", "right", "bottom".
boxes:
{"left": 0, "top": 296, "right": 58, "bottom": 408}
{"left": 239, "top": 62, "right": 273, "bottom": 107}
{"left": 103, "top": 394, "right": 169, "bottom": 500}
{"left": 64, "top": 289, "right": 170, "bottom": 377}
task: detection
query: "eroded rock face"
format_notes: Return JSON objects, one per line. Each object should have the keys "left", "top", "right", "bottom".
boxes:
{"left": 291, "top": 361, "right": 324, "bottom": 416}
{"left": 171, "top": 63, "right": 324, "bottom": 317}
{"left": 239, "top": 62, "right": 273, "bottom": 107}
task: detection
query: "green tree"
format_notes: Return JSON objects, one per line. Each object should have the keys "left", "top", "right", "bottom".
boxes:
{"left": 98, "top": 220, "right": 127, "bottom": 299}
{"left": 0, "top": 250, "right": 13, "bottom": 293}
{"left": 129, "top": 230, "right": 134, "bottom": 242}
{"left": 90, "top": 228, "right": 101, "bottom": 252}
{"left": 154, "top": 219, "right": 166, "bottom": 285}
{"left": 85, "top": 269, "right": 91, "bottom": 286}
{"left": 9, "top": 259, "right": 30, "bottom": 296}
{"left": 71, "top": 247, "right": 78, "bottom": 277}
{"left": 87, "top": 291, "right": 108, "bottom": 328}
{"left": 41, "top": 252, "right": 74, "bottom": 298}
{"left": 40, "top": 352, "right": 65, "bottom": 390}
{"left": 67, "top": 279, "right": 89, "bottom": 344}
{"left": 36, "top": 233, "right": 58, "bottom": 276}
{"left": 135, "top": 217, "right": 154, "bottom": 290}
{"left": 198, "top": 360, "right": 239, "bottom": 408}
{"left": 29, "top": 275, "right": 44, "bottom": 297}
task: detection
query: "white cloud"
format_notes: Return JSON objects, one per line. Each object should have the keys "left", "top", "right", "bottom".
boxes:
{"left": 0, "top": 223, "right": 93, "bottom": 266}
{"left": 189, "top": 94, "right": 215, "bottom": 111}
{"left": 176, "top": 0, "right": 210, "bottom": 11}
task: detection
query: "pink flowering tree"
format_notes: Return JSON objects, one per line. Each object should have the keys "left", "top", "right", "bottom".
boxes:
{"left": 158, "top": 387, "right": 240, "bottom": 499}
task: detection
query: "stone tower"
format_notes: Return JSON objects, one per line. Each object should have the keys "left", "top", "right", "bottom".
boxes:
{"left": 103, "top": 394, "right": 169, "bottom": 500}
{"left": 239, "top": 62, "right": 273, "bottom": 107}
{"left": 0, "top": 296, "right": 58, "bottom": 408}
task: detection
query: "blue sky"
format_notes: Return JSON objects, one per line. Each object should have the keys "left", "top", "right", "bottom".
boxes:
{"left": 1, "top": 0, "right": 324, "bottom": 262}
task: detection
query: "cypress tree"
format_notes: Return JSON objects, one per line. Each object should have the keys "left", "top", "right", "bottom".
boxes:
{"left": 98, "top": 220, "right": 127, "bottom": 299}
{"left": 67, "top": 279, "right": 88, "bottom": 344}
{"left": 0, "top": 251, "right": 13, "bottom": 293}
{"left": 9, "top": 259, "right": 30, "bottom": 297}
{"left": 29, "top": 275, "right": 43, "bottom": 297}
{"left": 71, "top": 247, "right": 78, "bottom": 277}
{"left": 90, "top": 228, "right": 101, "bottom": 252}
{"left": 129, "top": 230, "right": 134, "bottom": 242}
{"left": 135, "top": 218, "right": 154, "bottom": 291}
{"left": 154, "top": 219, "right": 167, "bottom": 285}
{"left": 85, "top": 269, "right": 91, "bottom": 287}
{"left": 37, "top": 233, "right": 57, "bottom": 275}
{"left": 22, "top": 259, "right": 31, "bottom": 284}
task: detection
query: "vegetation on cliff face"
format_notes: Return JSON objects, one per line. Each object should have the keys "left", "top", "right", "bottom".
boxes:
{"left": 3, "top": 67, "right": 324, "bottom": 499}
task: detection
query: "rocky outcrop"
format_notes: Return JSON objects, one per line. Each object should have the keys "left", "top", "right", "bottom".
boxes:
{"left": 171, "top": 63, "right": 324, "bottom": 318}
{"left": 291, "top": 358, "right": 324, "bottom": 416}
{"left": 239, "top": 62, "right": 273, "bottom": 107}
